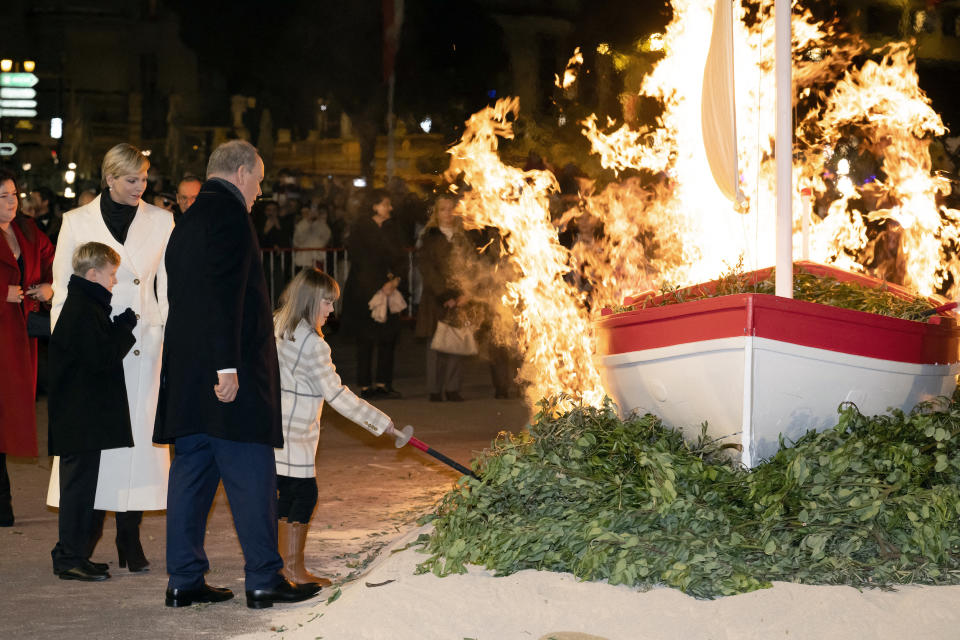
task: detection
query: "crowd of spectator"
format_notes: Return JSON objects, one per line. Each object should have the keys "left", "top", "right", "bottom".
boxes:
{"left": 9, "top": 164, "right": 524, "bottom": 408}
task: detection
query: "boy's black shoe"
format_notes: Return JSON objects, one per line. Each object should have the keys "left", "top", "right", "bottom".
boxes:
{"left": 165, "top": 583, "right": 234, "bottom": 607}
{"left": 86, "top": 560, "right": 109, "bottom": 574}
{"left": 59, "top": 565, "right": 110, "bottom": 581}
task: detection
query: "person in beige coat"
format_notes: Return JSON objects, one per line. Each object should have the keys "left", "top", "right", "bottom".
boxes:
{"left": 47, "top": 143, "right": 173, "bottom": 573}
{"left": 274, "top": 268, "right": 401, "bottom": 586}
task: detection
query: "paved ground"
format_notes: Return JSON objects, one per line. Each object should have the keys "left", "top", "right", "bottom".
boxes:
{"left": 0, "top": 327, "right": 530, "bottom": 639}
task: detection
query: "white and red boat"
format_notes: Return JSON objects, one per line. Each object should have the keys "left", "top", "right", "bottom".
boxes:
{"left": 594, "top": 262, "right": 960, "bottom": 467}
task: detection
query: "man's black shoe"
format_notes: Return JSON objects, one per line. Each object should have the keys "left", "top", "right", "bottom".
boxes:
{"left": 58, "top": 565, "right": 110, "bottom": 581}
{"left": 246, "top": 578, "right": 321, "bottom": 609}
{"left": 165, "top": 583, "right": 235, "bottom": 607}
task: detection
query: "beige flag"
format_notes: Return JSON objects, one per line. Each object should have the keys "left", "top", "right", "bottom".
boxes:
{"left": 701, "top": 0, "right": 744, "bottom": 204}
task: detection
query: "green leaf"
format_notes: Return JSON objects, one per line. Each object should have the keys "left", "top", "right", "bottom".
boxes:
{"left": 935, "top": 454, "right": 948, "bottom": 472}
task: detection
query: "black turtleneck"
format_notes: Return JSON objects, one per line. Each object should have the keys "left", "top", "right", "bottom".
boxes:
{"left": 100, "top": 193, "right": 138, "bottom": 244}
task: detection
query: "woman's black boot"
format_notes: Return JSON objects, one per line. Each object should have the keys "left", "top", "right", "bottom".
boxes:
{"left": 115, "top": 510, "right": 149, "bottom": 572}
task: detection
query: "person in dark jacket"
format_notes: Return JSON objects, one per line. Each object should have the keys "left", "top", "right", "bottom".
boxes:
{"left": 340, "top": 189, "right": 408, "bottom": 398}
{"left": 154, "top": 140, "right": 320, "bottom": 610}
{"left": 48, "top": 241, "right": 137, "bottom": 582}
{"left": 414, "top": 193, "right": 471, "bottom": 401}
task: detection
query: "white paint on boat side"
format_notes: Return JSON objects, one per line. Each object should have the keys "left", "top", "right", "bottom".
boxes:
{"left": 596, "top": 337, "right": 960, "bottom": 467}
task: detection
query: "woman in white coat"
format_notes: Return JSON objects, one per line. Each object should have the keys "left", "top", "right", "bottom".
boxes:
{"left": 47, "top": 143, "right": 173, "bottom": 572}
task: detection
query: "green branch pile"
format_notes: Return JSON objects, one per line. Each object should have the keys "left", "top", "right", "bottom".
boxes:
{"left": 417, "top": 395, "right": 960, "bottom": 598}
{"left": 627, "top": 267, "right": 935, "bottom": 321}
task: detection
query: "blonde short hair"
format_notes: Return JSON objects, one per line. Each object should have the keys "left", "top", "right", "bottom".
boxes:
{"left": 274, "top": 268, "right": 340, "bottom": 340}
{"left": 101, "top": 143, "right": 149, "bottom": 187}
{"left": 73, "top": 241, "right": 121, "bottom": 275}
{"left": 207, "top": 140, "right": 259, "bottom": 177}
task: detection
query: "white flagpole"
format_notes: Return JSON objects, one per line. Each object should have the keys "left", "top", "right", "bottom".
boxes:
{"left": 775, "top": 0, "right": 793, "bottom": 298}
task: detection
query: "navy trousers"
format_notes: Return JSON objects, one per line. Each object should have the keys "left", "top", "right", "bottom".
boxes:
{"left": 165, "top": 434, "right": 283, "bottom": 591}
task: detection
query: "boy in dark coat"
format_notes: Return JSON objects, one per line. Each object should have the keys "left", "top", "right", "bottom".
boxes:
{"left": 49, "top": 241, "right": 137, "bottom": 581}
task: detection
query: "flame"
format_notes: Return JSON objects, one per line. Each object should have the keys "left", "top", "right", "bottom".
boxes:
{"left": 799, "top": 42, "right": 960, "bottom": 295}
{"left": 445, "top": 0, "right": 960, "bottom": 409}
{"left": 445, "top": 99, "right": 606, "bottom": 410}
{"left": 555, "top": 47, "right": 584, "bottom": 90}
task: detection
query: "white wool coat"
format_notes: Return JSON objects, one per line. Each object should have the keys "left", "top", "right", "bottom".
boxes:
{"left": 275, "top": 319, "right": 391, "bottom": 478}
{"left": 47, "top": 195, "right": 173, "bottom": 511}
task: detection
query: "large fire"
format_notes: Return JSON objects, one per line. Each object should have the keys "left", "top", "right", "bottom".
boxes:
{"left": 447, "top": 0, "right": 960, "bottom": 409}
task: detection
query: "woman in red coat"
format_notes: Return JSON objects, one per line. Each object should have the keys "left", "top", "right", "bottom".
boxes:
{"left": 0, "top": 169, "right": 55, "bottom": 526}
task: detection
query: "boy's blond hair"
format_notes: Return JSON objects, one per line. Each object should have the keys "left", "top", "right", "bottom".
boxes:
{"left": 274, "top": 268, "right": 339, "bottom": 340}
{"left": 73, "top": 242, "right": 121, "bottom": 276}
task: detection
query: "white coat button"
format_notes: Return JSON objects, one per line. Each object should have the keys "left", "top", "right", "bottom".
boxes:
{"left": 133, "top": 278, "right": 140, "bottom": 285}
{"left": 134, "top": 349, "right": 140, "bottom": 356}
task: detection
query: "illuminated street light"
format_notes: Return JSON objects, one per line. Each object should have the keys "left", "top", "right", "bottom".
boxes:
{"left": 68, "top": 162, "right": 76, "bottom": 170}
{"left": 419, "top": 116, "right": 432, "bottom": 133}
{"left": 23, "top": 60, "right": 35, "bottom": 73}
{"left": 65, "top": 170, "right": 76, "bottom": 184}
{"left": 0, "top": 60, "right": 11, "bottom": 72}
{"left": 22, "top": 163, "right": 32, "bottom": 171}
{"left": 50, "top": 117, "right": 63, "bottom": 139}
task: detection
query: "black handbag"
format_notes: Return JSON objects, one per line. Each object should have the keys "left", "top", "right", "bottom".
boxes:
{"left": 26, "top": 309, "right": 51, "bottom": 338}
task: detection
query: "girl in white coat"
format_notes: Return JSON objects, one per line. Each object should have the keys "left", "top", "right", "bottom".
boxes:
{"left": 47, "top": 143, "right": 173, "bottom": 572}
{"left": 274, "top": 268, "right": 401, "bottom": 586}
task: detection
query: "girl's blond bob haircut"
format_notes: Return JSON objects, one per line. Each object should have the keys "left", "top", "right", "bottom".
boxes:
{"left": 101, "top": 143, "right": 149, "bottom": 188}
{"left": 73, "top": 241, "right": 121, "bottom": 276}
{"left": 275, "top": 267, "right": 340, "bottom": 340}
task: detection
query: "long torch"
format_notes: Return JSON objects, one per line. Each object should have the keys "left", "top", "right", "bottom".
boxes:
{"left": 394, "top": 426, "right": 479, "bottom": 479}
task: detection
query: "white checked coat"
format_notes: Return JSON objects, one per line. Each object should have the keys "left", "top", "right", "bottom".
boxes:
{"left": 275, "top": 319, "right": 392, "bottom": 478}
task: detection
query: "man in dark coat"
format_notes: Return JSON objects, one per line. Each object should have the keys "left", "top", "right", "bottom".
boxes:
{"left": 154, "top": 140, "right": 320, "bottom": 609}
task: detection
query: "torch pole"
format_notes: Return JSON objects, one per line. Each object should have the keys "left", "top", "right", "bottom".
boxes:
{"left": 408, "top": 436, "right": 479, "bottom": 479}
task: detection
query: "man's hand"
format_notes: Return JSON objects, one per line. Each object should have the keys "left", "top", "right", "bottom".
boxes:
{"left": 7, "top": 284, "right": 23, "bottom": 303}
{"left": 215, "top": 371, "right": 239, "bottom": 403}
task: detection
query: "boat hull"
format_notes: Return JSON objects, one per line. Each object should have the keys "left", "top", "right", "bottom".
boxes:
{"left": 595, "top": 266, "right": 960, "bottom": 467}
{"left": 597, "top": 335, "right": 960, "bottom": 466}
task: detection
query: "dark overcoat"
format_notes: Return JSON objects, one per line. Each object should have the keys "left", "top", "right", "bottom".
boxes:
{"left": 47, "top": 275, "right": 135, "bottom": 455}
{"left": 0, "top": 217, "right": 54, "bottom": 457}
{"left": 340, "top": 215, "right": 407, "bottom": 338}
{"left": 414, "top": 227, "right": 463, "bottom": 339}
{"left": 153, "top": 179, "right": 282, "bottom": 447}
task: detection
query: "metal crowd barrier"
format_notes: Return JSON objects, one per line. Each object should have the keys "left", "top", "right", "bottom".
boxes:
{"left": 260, "top": 247, "right": 417, "bottom": 316}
